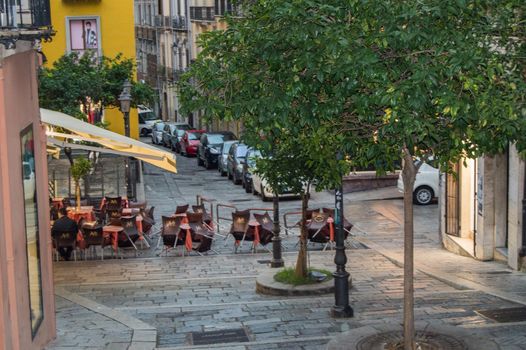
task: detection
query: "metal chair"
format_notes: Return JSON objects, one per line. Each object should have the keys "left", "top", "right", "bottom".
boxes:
{"left": 116, "top": 215, "right": 140, "bottom": 258}
{"left": 228, "top": 210, "right": 251, "bottom": 253}
{"left": 158, "top": 215, "right": 182, "bottom": 256}
{"left": 81, "top": 225, "right": 110, "bottom": 260}
{"left": 187, "top": 212, "right": 216, "bottom": 255}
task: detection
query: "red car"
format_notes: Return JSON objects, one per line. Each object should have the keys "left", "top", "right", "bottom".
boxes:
{"left": 179, "top": 130, "right": 205, "bottom": 157}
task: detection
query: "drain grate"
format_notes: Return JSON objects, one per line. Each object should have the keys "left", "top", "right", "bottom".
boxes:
{"left": 190, "top": 328, "right": 250, "bottom": 346}
{"left": 476, "top": 307, "right": 526, "bottom": 323}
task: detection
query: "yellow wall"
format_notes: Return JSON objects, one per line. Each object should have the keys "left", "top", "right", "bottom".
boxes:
{"left": 43, "top": 0, "right": 139, "bottom": 139}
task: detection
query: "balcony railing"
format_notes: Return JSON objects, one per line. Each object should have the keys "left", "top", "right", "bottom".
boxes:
{"left": 0, "top": 0, "right": 53, "bottom": 47}
{"left": 190, "top": 6, "right": 214, "bottom": 22}
{"left": 172, "top": 15, "right": 186, "bottom": 30}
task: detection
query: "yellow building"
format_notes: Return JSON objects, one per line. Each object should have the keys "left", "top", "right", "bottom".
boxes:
{"left": 43, "top": 0, "right": 139, "bottom": 138}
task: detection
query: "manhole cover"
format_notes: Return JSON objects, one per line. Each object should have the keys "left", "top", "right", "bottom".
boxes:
{"left": 476, "top": 307, "right": 526, "bottom": 323}
{"left": 190, "top": 328, "right": 250, "bottom": 346}
{"left": 357, "top": 330, "right": 467, "bottom": 350}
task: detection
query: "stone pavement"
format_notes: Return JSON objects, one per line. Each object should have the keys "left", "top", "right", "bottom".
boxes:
{"left": 45, "top": 144, "right": 526, "bottom": 350}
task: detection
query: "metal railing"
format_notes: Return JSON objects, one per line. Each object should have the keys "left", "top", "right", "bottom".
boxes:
{"left": 172, "top": 15, "right": 186, "bottom": 29}
{"left": 190, "top": 6, "right": 214, "bottom": 21}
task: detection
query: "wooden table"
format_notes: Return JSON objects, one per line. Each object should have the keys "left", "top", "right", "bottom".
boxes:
{"left": 67, "top": 206, "right": 95, "bottom": 222}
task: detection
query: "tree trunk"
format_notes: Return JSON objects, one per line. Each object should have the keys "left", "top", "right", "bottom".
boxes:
{"left": 402, "top": 149, "right": 417, "bottom": 350}
{"left": 295, "top": 191, "right": 309, "bottom": 277}
{"left": 75, "top": 180, "right": 81, "bottom": 211}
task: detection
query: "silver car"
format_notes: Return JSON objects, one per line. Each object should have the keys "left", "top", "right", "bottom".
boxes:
{"left": 151, "top": 121, "right": 165, "bottom": 145}
{"left": 218, "top": 140, "right": 238, "bottom": 176}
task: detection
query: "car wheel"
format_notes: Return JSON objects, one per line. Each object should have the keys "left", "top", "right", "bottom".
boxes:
{"left": 413, "top": 186, "right": 433, "bottom": 205}
{"left": 252, "top": 184, "right": 258, "bottom": 196}
{"left": 204, "top": 158, "right": 212, "bottom": 169}
{"left": 227, "top": 169, "right": 232, "bottom": 180}
{"left": 140, "top": 129, "right": 147, "bottom": 137}
{"left": 245, "top": 181, "right": 252, "bottom": 193}
{"left": 241, "top": 179, "right": 246, "bottom": 188}
{"left": 197, "top": 154, "right": 204, "bottom": 166}
{"left": 260, "top": 185, "right": 270, "bottom": 202}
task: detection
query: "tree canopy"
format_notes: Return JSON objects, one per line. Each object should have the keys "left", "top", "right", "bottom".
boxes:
{"left": 39, "top": 52, "right": 155, "bottom": 120}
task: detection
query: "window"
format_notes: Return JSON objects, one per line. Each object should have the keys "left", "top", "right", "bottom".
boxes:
{"left": 66, "top": 17, "right": 101, "bottom": 57}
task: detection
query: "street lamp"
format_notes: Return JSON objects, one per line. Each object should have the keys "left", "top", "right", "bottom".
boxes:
{"left": 331, "top": 151, "right": 353, "bottom": 318}
{"left": 119, "top": 79, "right": 133, "bottom": 199}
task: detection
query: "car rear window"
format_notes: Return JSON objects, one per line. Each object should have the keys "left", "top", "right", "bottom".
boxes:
{"left": 236, "top": 145, "right": 248, "bottom": 157}
{"left": 188, "top": 132, "right": 202, "bottom": 140}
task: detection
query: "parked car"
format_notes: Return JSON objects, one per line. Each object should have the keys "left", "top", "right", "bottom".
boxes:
{"left": 138, "top": 106, "right": 160, "bottom": 136}
{"left": 218, "top": 140, "right": 238, "bottom": 176}
{"left": 151, "top": 121, "right": 165, "bottom": 145}
{"left": 227, "top": 143, "right": 248, "bottom": 184}
{"left": 242, "top": 148, "right": 261, "bottom": 193}
{"left": 179, "top": 130, "right": 205, "bottom": 156}
{"left": 252, "top": 171, "right": 304, "bottom": 201}
{"left": 171, "top": 123, "right": 192, "bottom": 152}
{"left": 197, "top": 131, "right": 237, "bottom": 169}
{"left": 397, "top": 161, "right": 439, "bottom": 205}
{"left": 161, "top": 122, "right": 178, "bottom": 148}
{"left": 23, "top": 161, "right": 35, "bottom": 201}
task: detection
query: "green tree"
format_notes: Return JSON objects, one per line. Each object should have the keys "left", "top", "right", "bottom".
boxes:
{"left": 180, "top": 1, "right": 525, "bottom": 347}
{"left": 70, "top": 157, "right": 92, "bottom": 210}
{"left": 39, "top": 52, "right": 155, "bottom": 121}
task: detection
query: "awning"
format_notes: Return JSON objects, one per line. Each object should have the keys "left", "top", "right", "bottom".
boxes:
{"left": 40, "top": 108, "right": 177, "bottom": 173}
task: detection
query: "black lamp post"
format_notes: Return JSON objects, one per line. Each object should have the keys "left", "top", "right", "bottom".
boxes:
{"left": 520, "top": 163, "right": 526, "bottom": 258}
{"left": 119, "top": 79, "right": 132, "bottom": 199}
{"left": 270, "top": 194, "right": 284, "bottom": 267}
{"left": 331, "top": 151, "right": 353, "bottom": 318}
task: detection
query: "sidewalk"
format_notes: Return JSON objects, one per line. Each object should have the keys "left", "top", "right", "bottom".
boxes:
{"left": 45, "top": 164, "right": 526, "bottom": 350}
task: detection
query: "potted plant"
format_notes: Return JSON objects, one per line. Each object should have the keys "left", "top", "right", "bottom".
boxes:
{"left": 70, "top": 157, "right": 92, "bottom": 210}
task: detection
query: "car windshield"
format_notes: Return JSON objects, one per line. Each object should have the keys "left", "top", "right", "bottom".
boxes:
{"left": 140, "top": 111, "right": 158, "bottom": 121}
{"left": 177, "top": 129, "right": 186, "bottom": 137}
{"left": 155, "top": 123, "right": 165, "bottom": 131}
{"left": 222, "top": 142, "right": 235, "bottom": 154}
{"left": 188, "top": 132, "right": 202, "bottom": 140}
{"left": 208, "top": 134, "right": 225, "bottom": 144}
{"left": 176, "top": 124, "right": 191, "bottom": 131}
{"left": 236, "top": 145, "right": 248, "bottom": 158}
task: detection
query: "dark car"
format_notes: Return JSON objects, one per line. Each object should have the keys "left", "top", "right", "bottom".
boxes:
{"left": 242, "top": 148, "right": 261, "bottom": 193}
{"left": 161, "top": 122, "right": 177, "bottom": 148}
{"left": 227, "top": 143, "right": 248, "bottom": 184}
{"left": 179, "top": 130, "right": 205, "bottom": 157}
{"left": 197, "top": 131, "right": 237, "bottom": 169}
{"left": 169, "top": 123, "right": 192, "bottom": 152}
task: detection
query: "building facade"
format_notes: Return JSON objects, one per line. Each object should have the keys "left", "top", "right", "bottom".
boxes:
{"left": 43, "top": 0, "right": 140, "bottom": 138}
{"left": 0, "top": 1, "right": 56, "bottom": 349}
{"left": 441, "top": 149, "right": 525, "bottom": 271}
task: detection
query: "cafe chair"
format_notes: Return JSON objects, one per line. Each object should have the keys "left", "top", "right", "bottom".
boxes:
{"left": 174, "top": 204, "right": 189, "bottom": 215}
{"left": 191, "top": 204, "right": 213, "bottom": 227}
{"left": 116, "top": 215, "right": 140, "bottom": 258}
{"left": 81, "top": 225, "right": 110, "bottom": 260}
{"left": 306, "top": 211, "right": 331, "bottom": 248}
{"left": 158, "top": 215, "right": 182, "bottom": 256}
{"left": 53, "top": 231, "right": 78, "bottom": 262}
{"left": 106, "top": 209, "right": 122, "bottom": 226}
{"left": 186, "top": 212, "right": 217, "bottom": 255}
{"left": 129, "top": 200, "right": 147, "bottom": 209}
{"left": 229, "top": 210, "right": 251, "bottom": 253}
{"left": 253, "top": 212, "right": 275, "bottom": 253}
{"left": 322, "top": 207, "right": 354, "bottom": 236}
{"left": 105, "top": 196, "right": 123, "bottom": 211}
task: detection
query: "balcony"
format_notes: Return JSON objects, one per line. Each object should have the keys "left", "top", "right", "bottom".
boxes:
{"left": 172, "top": 15, "right": 186, "bottom": 30}
{"left": 190, "top": 6, "right": 214, "bottom": 22}
{"left": 0, "top": 0, "right": 53, "bottom": 47}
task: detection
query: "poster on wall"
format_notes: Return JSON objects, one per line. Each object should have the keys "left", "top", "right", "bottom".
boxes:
{"left": 20, "top": 125, "right": 44, "bottom": 338}
{"left": 68, "top": 17, "right": 100, "bottom": 56}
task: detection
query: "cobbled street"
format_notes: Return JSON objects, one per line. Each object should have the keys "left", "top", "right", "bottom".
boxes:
{"left": 46, "top": 141, "right": 526, "bottom": 350}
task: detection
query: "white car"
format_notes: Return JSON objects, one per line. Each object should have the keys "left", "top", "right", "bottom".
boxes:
{"left": 397, "top": 162, "right": 439, "bottom": 205}
{"left": 251, "top": 172, "right": 304, "bottom": 201}
{"left": 151, "top": 121, "right": 165, "bottom": 145}
{"left": 138, "top": 106, "right": 160, "bottom": 136}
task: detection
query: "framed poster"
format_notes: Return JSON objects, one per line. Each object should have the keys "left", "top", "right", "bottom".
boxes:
{"left": 66, "top": 17, "right": 101, "bottom": 56}
{"left": 20, "top": 124, "right": 44, "bottom": 338}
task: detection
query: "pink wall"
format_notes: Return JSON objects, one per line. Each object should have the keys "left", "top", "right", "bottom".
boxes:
{"left": 0, "top": 49, "right": 55, "bottom": 349}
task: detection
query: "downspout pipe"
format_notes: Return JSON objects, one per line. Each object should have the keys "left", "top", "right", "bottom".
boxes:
{"left": 519, "top": 162, "right": 526, "bottom": 257}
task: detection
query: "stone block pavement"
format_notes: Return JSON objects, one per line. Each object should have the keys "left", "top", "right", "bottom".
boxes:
{"left": 45, "top": 153, "right": 526, "bottom": 349}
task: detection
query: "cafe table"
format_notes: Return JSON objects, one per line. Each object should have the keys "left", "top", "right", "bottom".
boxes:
{"left": 67, "top": 206, "right": 95, "bottom": 222}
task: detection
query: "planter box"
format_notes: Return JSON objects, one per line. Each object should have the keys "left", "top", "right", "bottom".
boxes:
{"left": 342, "top": 171, "right": 399, "bottom": 193}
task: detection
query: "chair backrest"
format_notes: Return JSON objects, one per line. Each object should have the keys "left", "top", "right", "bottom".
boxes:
{"left": 231, "top": 210, "right": 250, "bottom": 233}
{"left": 175, "top": 204, "right": 189, "bottom": 214}
{"left": 254, "top": 212, "right": 273, "bottom": 232}
{"left": 309, "top": 211, "right": 330, "bottom": 230}
{"left": 121, "top": 215, "right": 138, "bottom": 234}
{"left": 105, "top": 196, "right": 122, "bottom": 210}
{"left": 55, "top": 231, "right": 77, "bottom": 246}
{"left": 322, "top": 207, "right": 335, "bottom": 217}
{"left": 192, "top": 204, "right": 207, "bottom": 215}
{"left": 186, "top": 212, "right": 203, "bottom": 224}
{"left": 162, "top": 215, "right": 181, "bottom": 236}
{"left": 106, "top": 209, "right": 122, "bottom": 226}
{"left": 82, "top": 226, "right": 104, "bottom": 245}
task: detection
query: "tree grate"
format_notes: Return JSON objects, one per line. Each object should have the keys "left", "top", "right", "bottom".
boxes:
{"left": 476, "top": 307, "right": 526, "bottom": 323}
{"left": 190, "top": 328, "right": 250, "bottom": 346}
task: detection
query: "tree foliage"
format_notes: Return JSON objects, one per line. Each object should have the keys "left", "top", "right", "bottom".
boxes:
{"left": 179, "top": 1, "right": 525, "bottom": 343}
{"left": 39, "top": 52, "right": 155, "bottom": 120}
